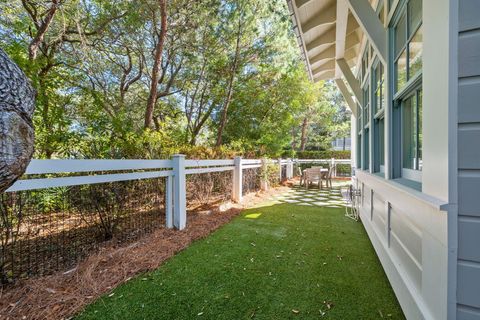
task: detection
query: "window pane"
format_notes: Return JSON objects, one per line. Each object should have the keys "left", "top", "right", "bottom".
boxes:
{"left": 408, "top": 0, "right": 422, "bottom": 34}
{"left": 358, "top": 104, "right": 363, "bottom": 135}
{"left": 379, "top": 118, "right": 385, "bottom": 166}
{"left": 379, "top": 64, "right": 384, "bottom": 111}
{"left": 363, "top": 87, "right": 370, "bottom": 124}
{"left": 376, "top": 64, "right": 382, "bottom": 89}
{"left": 362, "top": 56, "right": 366, "bottom": 80}
{"left": 402, "top": 95, "right": 417, "bottom": 169}
{"left": 395, "top": 13, "right": 407, "bottom": 57}
{"left": 373, "top": 65, "right": 382, "bottom": 114}
{"left": 395, "top": 49, "right": 407, "bottom": 92}
{"left": 379, "top": 6, "right": 385, "bottom": 25}
{"left": 362, "top": 49, "right": 369, "bottom": 80}
{"left": 417, "top": 90, "right": 423, "bottom": 171}
{"left": 408, "top": 26, "right": 423, "bottom": 79}
{"left": 381, "top": 79, "right": 385, "bottom": 110}
{"left": 357, "top": 134, "right": 362, "bottom": 168}
{"left": 375, "top": 89, "right": 381, "bottom": 114}
{"left": 380, "top": 63, "right": 384, "bottom": 83}
{"left": 364, "top": 128, "right": 370, "bottom": 170}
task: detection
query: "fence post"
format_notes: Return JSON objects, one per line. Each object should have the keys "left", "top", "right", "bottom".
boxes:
{"left": 261, "top": 158, "right": 268, "bottom": 191}
{"left": 278, "top": 158, "right": 282, "bottom": 182}
{"left": 172, "top": 154, "right": 186, "bottom": 230}
{"left": 287, "top": 158, "right": 293, "bottom": 179}
{"left": 165, "top": 175, "right": 174, "bottom": 228}
{"left": 332, "top": 158, "right": 337, "bottom": 178}
{"left": 232, "top": 156, "right": 243, "bottom": 203}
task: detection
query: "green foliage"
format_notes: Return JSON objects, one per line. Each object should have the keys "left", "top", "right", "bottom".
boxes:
{"left": 259, "top": 160, "right": 281, "bottom": 188}
{"left": 0, "top": 0, "right": 350, "bottom": 159}
{"left": 296, "top": 150, "right": 351, "bottom": 160}
{"left": 335, "top": 163, "right": 352, "bottom": 176}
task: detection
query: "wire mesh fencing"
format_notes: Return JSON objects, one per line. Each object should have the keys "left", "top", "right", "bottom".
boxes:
{"left": 281, "top": 165, "right": 287, "bottom": 182}
{"left": 0, "top": 177, "right": 165, "bottom": 283}
{"left": 242, "top": 167, "right": 261, "bottom": 195}
{"left": 186, "top": 171, "right": 233, "bottom": 210}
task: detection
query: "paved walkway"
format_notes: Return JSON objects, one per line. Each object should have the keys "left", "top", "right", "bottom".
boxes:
{"left": 266, "top": 182, "right": 349, "bottom": 208}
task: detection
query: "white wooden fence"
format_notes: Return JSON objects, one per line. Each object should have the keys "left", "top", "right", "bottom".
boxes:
{"left": 5, "top": 156, "right": 350, "bottom": 230}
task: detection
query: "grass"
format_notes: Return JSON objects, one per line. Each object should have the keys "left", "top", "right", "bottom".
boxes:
{"left": 77, "top": 188, "right": 405, "bottom": 320}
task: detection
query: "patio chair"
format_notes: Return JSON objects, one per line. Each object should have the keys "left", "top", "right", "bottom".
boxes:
{"left": 298, "top": 167, "right": 303, "bottom": 186}
{"left": 325, "top": 166, "right": 333, "bottom": 188}
{"left": 342, "top": 183, "right": 361, "bottom": 221}
{"left": 305, "top": 167, "right": 322, "bottom": 189}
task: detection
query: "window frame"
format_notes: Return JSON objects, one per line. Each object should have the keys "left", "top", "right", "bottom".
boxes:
{"left": 372, "top": 59, "right": 386, "bottom": 175}
{"left": 390, "top": 0, "right": 423, "bottom": 184}
{"left": 400, "top": 85, "right": 422, "bottom": 181}
{"left": 372, "top": 60, "right": 385, "bottom": 117}
{"left": 362, "top": 73, "right": 371, "bottom": 171}
{"left": 393, "top": 0, "right": 423, "bottom": 96}
{"left": 373, "top": 110, "right": 386, "bottom": 174}
{"left": 356, "top": 103, "right": 362, "bottom": 170}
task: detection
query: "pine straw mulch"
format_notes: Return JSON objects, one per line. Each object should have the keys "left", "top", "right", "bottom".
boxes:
{"left": 0, "top": 185, "right": 290, "bottom": 320}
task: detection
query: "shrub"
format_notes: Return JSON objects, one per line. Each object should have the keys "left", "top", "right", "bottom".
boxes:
{"left": 260, "top": 160, "right": 281, "bottom": 188}
{"left": 296, "top": 150, "right": 351, "bottom": 160}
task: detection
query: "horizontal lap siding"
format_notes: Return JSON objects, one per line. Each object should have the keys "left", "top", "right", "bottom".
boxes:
{"left": 457, "top": 1, "right": 480, "bottom": 318}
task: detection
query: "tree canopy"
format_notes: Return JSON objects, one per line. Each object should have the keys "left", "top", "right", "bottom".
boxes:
{"left": 0, "top": 0, "right": 350, "bottom": 159}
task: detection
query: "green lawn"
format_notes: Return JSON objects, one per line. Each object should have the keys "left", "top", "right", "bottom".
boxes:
{"left": 77, "top": 187, "right": 405, "bottom": 320}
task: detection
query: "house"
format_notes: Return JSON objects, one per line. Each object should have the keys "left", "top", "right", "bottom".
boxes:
{"left": 331, "top": 136, "right": 352, "bottom": 150}
{"left": 287, "top": 0, "right": 479, "bottom": 319}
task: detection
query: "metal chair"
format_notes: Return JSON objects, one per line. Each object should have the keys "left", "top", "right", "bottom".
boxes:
{"left": 298, "top": 167, "right": 304, "bottom": 186}
{"left": 325, "top": 166, "right": 333, "bottom": 188}
{"left": 342, "top": 181, "right": 361, "bottom": 221}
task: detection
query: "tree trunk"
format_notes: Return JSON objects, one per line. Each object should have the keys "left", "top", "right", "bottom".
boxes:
{"left": 215, "top": 16, "right": 242, "bottom": 147}
{"left": 291, "top": 127, "right": 297, "bottom": 150}
{"left": 144, "top": 0, "right": 168, "bottom": 129}
{"left": 300, "top": 117, "right": 308, "bottom": 152}
{"left": 0, "top": 49, "right": 36, "bottom": 193}
{"left": 28, "top": 0, "right": 59, "bottom": 60}
{"left": 214, "top": 72, "right": 235, "bottom": 146}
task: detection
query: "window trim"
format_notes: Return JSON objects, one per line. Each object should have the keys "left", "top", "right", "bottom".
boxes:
{"left": 401, "top": 168, "right": 421, "bottom": 182}
{"left": 398, "top": 83, "right": 423, "bottom": 182}
{"left": 372, "top": 59, "right": 385, "bottom": 116}
{"left": 371, "top": 57, "right": 386, "bottom": 176}
{"left": 393, "top": 0, "right": 422, "bottom": 94}
{"left": 374, "top": 116, "right": 386, "bottom": 175}
{"left": 389, "top": 0, "right": 423, "bottom": 185}
{"left": 394, "top": 71, "right": 422, "bottom": 101}
{"left": 362, "top": 79, "right": 371, "bottom": 130}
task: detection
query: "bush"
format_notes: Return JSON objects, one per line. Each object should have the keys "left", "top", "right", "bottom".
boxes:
{"left": 295, "top": 150, "right": 351, "bottom": 159}
{"left": 259, "top": 160, "right": 281, "bottom": 188}
{"left": 336, "top": 163, "right": 352, "bottom": 176}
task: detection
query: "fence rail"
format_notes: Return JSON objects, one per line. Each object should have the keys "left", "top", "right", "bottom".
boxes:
{"left": 7, "top": 157, "right": 351, "bottom": 195}
{"left": 1, "top": 156, "right": 350, "bottom": 282}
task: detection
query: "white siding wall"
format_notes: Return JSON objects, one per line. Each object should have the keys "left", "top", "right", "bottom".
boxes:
{"left": 355, "top": 171, "right": 448, "bottom": 320}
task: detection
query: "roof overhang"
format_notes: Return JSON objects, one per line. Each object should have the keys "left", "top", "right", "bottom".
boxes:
{"left": 287, "top": 0, "right": 385, "bottom": 115}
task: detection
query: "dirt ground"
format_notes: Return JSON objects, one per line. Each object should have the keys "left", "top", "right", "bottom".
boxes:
{"left": 0, "top": 185, "right": 290, "bottom": 320}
